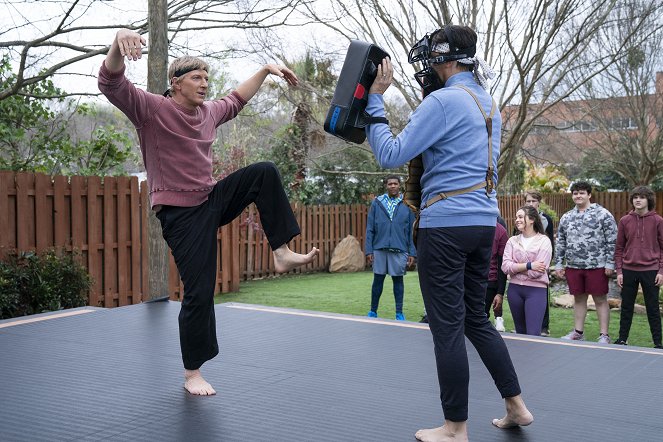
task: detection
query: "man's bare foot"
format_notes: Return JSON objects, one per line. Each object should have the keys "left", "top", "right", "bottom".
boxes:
{"left": 184, "top": 369, "right": 216, "bottom": 396}
{"left": 273, "top": 245, "right": 319, "bottom": 273}
{"left": 492, "top": 395, "right": 533, "bottom": 428}
{"left": 415, "top": 422, "right": 468, "bottom": 442}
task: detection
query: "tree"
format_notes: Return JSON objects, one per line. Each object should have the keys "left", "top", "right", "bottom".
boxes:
{"left": 524, "top": 164, "right": 570, "bottom": 193}
{"left": 0, "top": 55, "right": 67, "bottom": 171}
{"left": 0, "top": 0, "right": 310, "bottom": 100}
{"left": 278, "top": 51, "right": 337, "bottom": 190}
{"left": 0, "top": 55, "right": 135, "bottom": 175}
{"left": 145, "top": 0, "right": 170, "bottom": 301}
{"left": 47, "top": 106, "right": 136, "bottom": 176}
{"left": 574, "top": 0, "right": 663, "bottom": 188}
{"left": 4, "top": 0, "right": 662, "bottom": 193}
{"left": 277, "top": 0, "right": 660, "bottom": 184}
{"left": 208, "top": 49, "right": 397, "bottom": 204}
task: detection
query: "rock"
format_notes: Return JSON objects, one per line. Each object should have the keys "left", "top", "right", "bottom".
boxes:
{"left": 634, "top": 304, "right": 647, "bottom": 315}
{"left": 329, "top": 235, "right": 365, "bottom": 273}
{"left": 552, "top": 293, "right": 575, "bottom": 309}
{"left": 551, "top": 293, "right": 656, "bottom": 315}
{"left": 552, "top": 293, "right": 599, "bottom": 310}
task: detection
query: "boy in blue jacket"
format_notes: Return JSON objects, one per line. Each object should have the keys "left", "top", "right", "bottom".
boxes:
{"left": 365, "top": 175, "right": 416, "bottom": 320}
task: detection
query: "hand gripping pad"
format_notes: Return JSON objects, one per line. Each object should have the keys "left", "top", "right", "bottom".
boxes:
{"left": 324, "top": 40, "right": 390, "bottom": 144}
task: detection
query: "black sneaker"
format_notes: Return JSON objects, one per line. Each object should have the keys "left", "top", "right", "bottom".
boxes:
{"left": 655, "top": 344, "right": 663, "bottom": 349}
{"left": 540, "top": 328, "right": 550, "bottom": 337}
{"left": 614, "top": 339, "right": 627, "bottom": 345}
{"left": 419, "top": 315, "right": 428, "bottom": 324}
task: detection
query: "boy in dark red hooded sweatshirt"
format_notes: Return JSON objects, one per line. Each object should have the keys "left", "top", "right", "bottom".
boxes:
{"left": 614, "top": 186, "right": 663, "bottom": 348}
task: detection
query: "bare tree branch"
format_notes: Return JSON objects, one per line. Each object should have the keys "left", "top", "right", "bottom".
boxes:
{"left": 0, "top": 0, "right": 311, "bottom": 100}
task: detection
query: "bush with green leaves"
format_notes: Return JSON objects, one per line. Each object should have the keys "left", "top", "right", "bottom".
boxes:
{"left": 0, "top": 55, "right": 136, "bottom": 176}
{"left": 0, "top": 249, "right": 92, "bottom": 319}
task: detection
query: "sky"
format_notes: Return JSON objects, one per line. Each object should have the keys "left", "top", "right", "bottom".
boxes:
{"left": 3, "top": 1, "right": 143, "bottom": 96}
{"left": 1, "top": 0, "right": 339, "bottom": 102}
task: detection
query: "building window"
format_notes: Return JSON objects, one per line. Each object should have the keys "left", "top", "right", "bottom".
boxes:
{"left": 530, "top": 125, "right": 551, "bottom": 134}
{"left": 558, "top": 121, "right": 574, "bottom": 131}
{"left": 565, "top": 120, "right": 596, "bottom": 132}
{"left": 608, "top": 117, "right": 638, "bottom": 130}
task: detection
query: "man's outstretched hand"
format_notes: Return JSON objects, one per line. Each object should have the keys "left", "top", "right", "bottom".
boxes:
{"left": 116, "top": 29, "right": 147, "bottom": 62}
{"left": 264, "top": 64, "right": 299, "bottom": 86}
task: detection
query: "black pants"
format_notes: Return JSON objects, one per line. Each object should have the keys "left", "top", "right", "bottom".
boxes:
{"left": 418, "top": 226, "right": 522, "bottom": 422}
{"left": 156, "top": 162, "right": 300, "bottom": 370}
{"left": 618, "top": 269, "right": 662, "bottom": 346}
{"left": 484, "top": 281, "right": 503, "bottom": 318}
{"left": 541, "top": 286, "right": 550, "bottom": 330}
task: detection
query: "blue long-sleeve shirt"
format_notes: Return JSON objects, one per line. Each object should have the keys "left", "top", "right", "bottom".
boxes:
{"left": 366, "top": 72, "right": 500, "bottom": 228}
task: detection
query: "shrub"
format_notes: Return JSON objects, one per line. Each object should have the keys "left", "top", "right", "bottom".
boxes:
{"left": 0, "top": 269, "right": 21, "bottom": 319}
{"left": 539, "top": 201, "right": 558, "bottom": 222}
{"left": 0, "top": 249, "right": 92, "bottom": 319}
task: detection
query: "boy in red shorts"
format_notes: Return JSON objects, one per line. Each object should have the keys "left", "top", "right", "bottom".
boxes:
{"left": 554, "top": 181, "right": 617, "bottom": 343}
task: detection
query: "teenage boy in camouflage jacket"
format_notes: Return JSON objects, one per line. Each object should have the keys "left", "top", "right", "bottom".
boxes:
{"left": 554, "top": 181, "right": 617, "bottom": 343}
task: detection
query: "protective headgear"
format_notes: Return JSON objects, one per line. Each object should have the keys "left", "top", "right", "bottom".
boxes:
{"left": 409, "top": 27, "right": 495, "bottom": 94}
{"left": 409, "top": 28, "right": 476, "bottom": 95}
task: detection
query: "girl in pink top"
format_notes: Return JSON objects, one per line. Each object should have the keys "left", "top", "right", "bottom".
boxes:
{"left": 502, "top": 206, "right": 553, "bottom": 335}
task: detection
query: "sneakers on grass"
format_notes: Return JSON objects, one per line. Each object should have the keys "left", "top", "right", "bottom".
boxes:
{"left": 367, "top": 311, "right": 377, "bottom": 318}
{"left": 395, "top": 312, "right": 405, "bottom": 321}
{"left": 561, "top": 330, "right": 585, "bottom": 341}
{"left": 494, "top": 317, "right": 506, "bottom": 332}
{"left": 614, "top": 339, "right": 628, "bottom": 345}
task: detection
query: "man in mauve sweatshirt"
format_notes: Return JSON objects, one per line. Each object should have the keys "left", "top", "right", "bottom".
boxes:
{"left": 614, "top": 186, "right": 663, "bottom": 348}
{"left": 98, "top": 29, "right": 319, "bottom": 396}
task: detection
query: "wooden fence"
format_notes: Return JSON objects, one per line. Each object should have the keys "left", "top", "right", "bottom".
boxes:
{"left": 0, "top": 171, "right": 147, "bottom": 308}
{"left": 2, "top": 170, "right": 662, "bottom": 308}
{"left": 497, "top": 191, "right": 663, "bottom": 233}
{"left": 236, "top": 203, "right": 369, "bottom": 280}
{"left": 167, "top": 203, "right": 368, "bottom": 297}
{"left": 0, "top": 171, "right": 368, "bottom": 307}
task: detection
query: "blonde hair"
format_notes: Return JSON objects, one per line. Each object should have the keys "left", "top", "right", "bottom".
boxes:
{"left": 164, "top": 56, "right": 209, "bottom": 96}
{"left": 167, "top": 56, "right": 209, "bottom": 80}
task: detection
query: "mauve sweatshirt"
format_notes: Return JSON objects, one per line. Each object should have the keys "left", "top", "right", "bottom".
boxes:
{"left": 98, "top": 62, "right": 246, "bottom": 208}
{"left": 614, "top": 210, "right": 663, "bottom": 274}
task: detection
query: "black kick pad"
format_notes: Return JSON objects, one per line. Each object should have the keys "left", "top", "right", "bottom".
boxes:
{"left": 324, "top": 40, "right": 390, "bottom": 144}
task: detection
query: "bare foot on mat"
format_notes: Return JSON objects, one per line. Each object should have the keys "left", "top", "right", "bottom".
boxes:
{"left": 184, "top": 369, "right": 216, "bottom": 396}
{"left": 492, "top": 395, "right": 533, "bottom": 428}
{"left": 415, "top": 425, "right": 468, "bottom": 442}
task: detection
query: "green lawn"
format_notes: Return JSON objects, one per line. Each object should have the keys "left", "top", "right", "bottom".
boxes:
{"left": 215, "top": 270, "right": 661, "bottom": 348}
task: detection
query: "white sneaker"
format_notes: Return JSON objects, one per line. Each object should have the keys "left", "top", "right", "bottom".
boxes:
{"left": 495, "top": 317, "right": 505, "bottom": 332}
{"left": 597, "top": 334, "right": 611, "bottom": 344}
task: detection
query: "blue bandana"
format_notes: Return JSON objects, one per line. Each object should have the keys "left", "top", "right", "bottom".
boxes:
{"left": 378, "top": 193, "right": 402, "bottom": 220}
